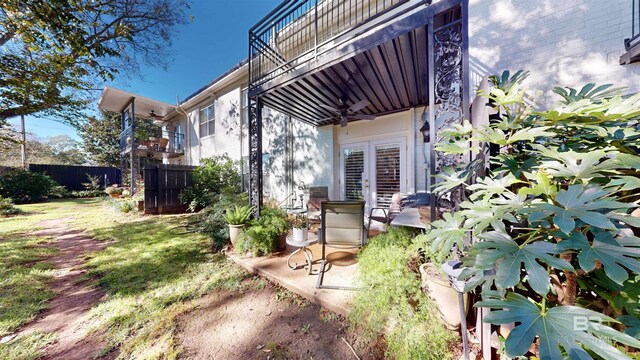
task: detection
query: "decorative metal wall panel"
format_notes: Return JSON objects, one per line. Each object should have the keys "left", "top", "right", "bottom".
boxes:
{"left": 248, "top": 98, "right": 263, "bottom": 215}
{"left": 434, "top": 23, "right": 463, "bottom": 173}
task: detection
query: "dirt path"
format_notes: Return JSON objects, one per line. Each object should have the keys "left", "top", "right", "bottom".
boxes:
{"left": 8, "top": 219, "right": 114, "bottom": 360}
{"left": 177, "top": 282, "right": 383, "bottom": 360}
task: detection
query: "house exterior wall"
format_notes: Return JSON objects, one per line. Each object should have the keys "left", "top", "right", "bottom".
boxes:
{"left": 468, "top": 0, "right": 640, "bottom": 104}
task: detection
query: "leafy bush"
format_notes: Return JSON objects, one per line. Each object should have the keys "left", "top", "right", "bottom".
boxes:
{"left": 0, "top": 196, "right": 21, "bottom": 216}
{"left": 222, "top": 205, "right": 253, "bottom": 225}
{"left": 67, "top": 190, "right": 107, "bottom": 198}
{"left": 235, "top": 206, "right": 288, "bottom": 256}
{"left": 103, "top": 197, "right": 137, "bottom": 214}
{"left": 105, "top": 186, "right": 123, "bottom": 195}
{"left": 0, "top": 169, "right": 59, "bottom": 203}
{"left": 82, "top": 173, "right": 102, "bottom": 191}
{"left": 180, "top": 155, "right": 241, "bottom": 211}
{"left": 428, "top": 71, "right": 640, "bottom": 358}
{"left": 349, "top": 227, "right": 455, "bottom": 359}
{"left": 200, "top": 191, "right": 249, "bottom": 251}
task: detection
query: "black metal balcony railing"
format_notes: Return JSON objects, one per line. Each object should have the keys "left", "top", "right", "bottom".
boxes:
{"left": 249, "top": 0, "right": 408, "bottom": 91}
{"left": 626, "top": 0, "right": 640, "bottom": 50}
{"left": 119, "top": 126, "right": 184, "bottom": 154}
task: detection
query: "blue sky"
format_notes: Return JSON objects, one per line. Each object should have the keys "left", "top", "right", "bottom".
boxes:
{"left": 9, "top": 0, "right": 281, "bottom": 140}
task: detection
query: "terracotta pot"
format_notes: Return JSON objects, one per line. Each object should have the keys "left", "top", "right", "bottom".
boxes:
{"left": 292, "top": 227, "right": 308, "bottom": 242}
{"left": 419, "top": 263, "right": 469, "bottom": 329}
{"left": 277, "top": 233, "right": 287, "bottom": 251}
{"left": 228, "top": 224, "right": 245, "bottom": 246}
{"left": 137, "top": 200, "right": 144, "bottom": 212}
{"left": 158, "top": 137, "right": 169, "bottom": 151}
{"left": 109, "top": 193, "right": 121, "bottom": 198}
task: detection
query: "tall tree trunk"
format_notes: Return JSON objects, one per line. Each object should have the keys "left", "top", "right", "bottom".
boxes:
{"left": 20, "top": 114, "right": 27, "bottom": 169}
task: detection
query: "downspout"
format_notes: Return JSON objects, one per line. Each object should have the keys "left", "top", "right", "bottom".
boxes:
{"left": 176, "top": 96, "right": 190, "bottom": 165}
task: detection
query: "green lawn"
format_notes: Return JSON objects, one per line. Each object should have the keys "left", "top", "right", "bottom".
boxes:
{"left": 0, "top": 199, "right": 248, "bottom": 359}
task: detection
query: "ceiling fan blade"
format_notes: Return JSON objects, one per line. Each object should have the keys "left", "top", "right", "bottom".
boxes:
{"left": 317, "top": 117, "right": 335, "bottom": 122}
{"left": 348, "top": 99, "right": 369, "bottom": 113}
{"left": 351, "top": 113, "right": 376, "bottom": 120}
{"left": 319, "top": 103, "right": 338, "bottom": 112}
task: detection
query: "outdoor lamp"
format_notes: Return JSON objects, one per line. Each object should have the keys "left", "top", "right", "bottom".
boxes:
{"left": 420, "top": 120, "right": 430, "bottom": 143}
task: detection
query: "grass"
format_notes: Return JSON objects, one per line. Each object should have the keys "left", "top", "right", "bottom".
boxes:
{"left": 349, "top": 227, "right": 457, "bottom": 360}
{"left": 0, "top": 199, "right": 248, "bottom": 359}
{"left": 0, "top": 331, "right": 57, "bottom": 360}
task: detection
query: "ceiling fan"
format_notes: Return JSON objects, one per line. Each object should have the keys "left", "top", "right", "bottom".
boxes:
{"left": 319, "top": 98, "right": 375, "bottom": 127}
{"left": 148, "top": 110, "right": 164, "bottom": 120}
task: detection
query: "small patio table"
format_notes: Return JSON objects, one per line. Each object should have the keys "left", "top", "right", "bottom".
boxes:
{"left": 390, "top": 207, "right": 428, "bottom": 230}
{"left": 286, "top": 232, "right": 319, "bottom": 275}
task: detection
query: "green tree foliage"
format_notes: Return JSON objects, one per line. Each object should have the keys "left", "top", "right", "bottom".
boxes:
{"left": 0, "top": 129, "right": 85, "bottom": 166}
{"left": 428, "top": 71, "right": 640, "bottom": 358}
{"left": 77, "top": 111, "right": 160, "bottom": 167}
{"left": 0, "top": 0, "right": 191, "bottom": 123}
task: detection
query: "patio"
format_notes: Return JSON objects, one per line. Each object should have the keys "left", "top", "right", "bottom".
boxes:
{"left": 227, "top": 224, "right": 386, "bottom": 316}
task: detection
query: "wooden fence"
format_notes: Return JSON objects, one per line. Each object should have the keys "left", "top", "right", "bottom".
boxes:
{"left": 28, "top": 164, "right": 121, "bottom": 191}
{"left": 143, "top": 164, "right": 195, "bottom": 214}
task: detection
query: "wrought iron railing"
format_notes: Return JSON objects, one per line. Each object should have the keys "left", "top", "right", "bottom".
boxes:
{"left": 249, "top": 0, "right": 408, "bottom": 91}
{"left": 119, "top": 126, "right": 184, "bottom": 154}
{"left": 626, "top": 0, "right": 640, "bottom": 49}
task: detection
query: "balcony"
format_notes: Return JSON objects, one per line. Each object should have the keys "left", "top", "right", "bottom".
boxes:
{"left": 119, "top": 126, "right": 184, "bottom": 159}
{"left": 621, "top": 0, "right": 640, "bottom": 64}
{"left": 249, "top": 0, "right": 412, "bottom": 93}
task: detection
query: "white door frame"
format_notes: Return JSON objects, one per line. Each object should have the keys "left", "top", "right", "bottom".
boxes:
{"left": 339, "top": 137, "right": 407, "bottom": 210}
{"left": 369, "top": 137, "right": 407, "bottom": 208}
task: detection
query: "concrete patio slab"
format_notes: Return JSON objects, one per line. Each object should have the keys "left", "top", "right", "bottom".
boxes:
{"left": 227, "top": 242, "right": 359, "bottom": 317}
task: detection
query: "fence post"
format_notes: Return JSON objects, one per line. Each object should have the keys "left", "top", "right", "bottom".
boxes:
{"left": 156, "top": 164, "right": 163, "bottom": 214}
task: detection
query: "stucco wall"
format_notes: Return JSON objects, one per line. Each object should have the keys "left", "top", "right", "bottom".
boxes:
{"left": 469, "top": 0, "right": 640, "bottom": 105}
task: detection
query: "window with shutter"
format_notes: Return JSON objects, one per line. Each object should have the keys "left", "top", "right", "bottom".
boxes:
{"left": 344, "top": 147, "right": 365, "bottom": 201}
{"left": 375, "top": 145, "right": 401, "bottom": 208}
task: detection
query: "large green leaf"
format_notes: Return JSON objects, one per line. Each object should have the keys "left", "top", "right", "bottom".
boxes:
{"left": 519, "top": 170, "right": 558, "bottom": 197}
{"left": 466, "top": 174, "right": 521, "bottom": 200}
{"left": 536, "top": 147, "right": 620, "bottom": 181}
{"left": 472, "top": 232, "right": 573, "bottom": 295}
{"left": 557, "top": 232, "right": 640, "bottom": 284}
{"left": 427, "top": 212, "right": 468, "bottom": 254}
{"left": 618, "top": 315, "right": 640, "bottom": 338}
{"left": 478, "top": 293, "right": 640, "bottom": 359}
{"left": 539, "top": 185, "right": 630, "bottom": 234}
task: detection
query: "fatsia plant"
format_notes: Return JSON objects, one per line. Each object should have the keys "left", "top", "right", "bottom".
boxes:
{"left": 427, "top": 70, "right": 640, "bottom": 359}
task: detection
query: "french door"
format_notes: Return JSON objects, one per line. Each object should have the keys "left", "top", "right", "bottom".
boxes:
{"left": 340, "top": 138, "right": 406, "bottom": 211}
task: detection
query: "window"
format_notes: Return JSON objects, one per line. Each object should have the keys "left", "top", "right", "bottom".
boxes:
{"left": 173, "top": 124, "right": 183, "bottom": 152}
{"left": 199, "top": 104, "right": 215, "bottom": 137}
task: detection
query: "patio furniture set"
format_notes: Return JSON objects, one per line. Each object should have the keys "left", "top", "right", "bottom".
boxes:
{"left": 285, "top": 187, "right": 431, "bottom": 289}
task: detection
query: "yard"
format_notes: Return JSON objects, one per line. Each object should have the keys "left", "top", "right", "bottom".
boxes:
{"left": 0, "top": 199, "right": 376, "bottom": 360}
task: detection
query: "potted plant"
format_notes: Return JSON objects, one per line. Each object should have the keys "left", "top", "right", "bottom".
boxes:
{"left": 415, "top": 234, "right": 469, "bottom": 329}
{"left": 289, "top": 213, "right": 308, "bottom": 242}
{"left": 105, "top": 185, "right": 123, "bottom": 198}
{"left": 223, "top": 205, "right": 253, "bottom": 246}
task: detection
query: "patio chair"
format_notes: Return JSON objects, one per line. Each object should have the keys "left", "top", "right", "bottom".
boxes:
{"left": 366, "top": 192, "right": 407, "bottom": 237}
{"left": 316, "top": 200, "right": 366, "bottom": 290}
{"left": 306, "top": 186, "right": 329, "bottom": 222}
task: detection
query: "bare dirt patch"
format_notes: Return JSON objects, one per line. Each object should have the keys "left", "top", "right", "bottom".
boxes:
{"left": 8, "top": 219, "right": 115, "bottom": 360}
{"left": 177, "top": 282, "right": 383, "bottom": 360}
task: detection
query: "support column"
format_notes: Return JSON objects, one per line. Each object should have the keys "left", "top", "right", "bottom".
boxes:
{"left": 20, "top": 114, "right": 27, "bottom": 169}
{"left": 429, "top": 3, "right": 468, "bottom": 216}
{"left": 130, "top": 98, "right": 136, "bottom": 195}
{"left": 248, "top": 96, "right": 263, "bottom": 216}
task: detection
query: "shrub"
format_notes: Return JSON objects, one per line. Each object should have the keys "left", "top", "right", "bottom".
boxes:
{"left": 103, "top": 197, "right": 137, "bottom": 214}
{"left": 180, "top": 155, "right": 241, "bottom": 211}
{"left": 200, "top": 191, "right": 249, "bottom": 251}
{"left": 428, "top": 71, "right": 640, "bottom": 358}
{"left": 235, "top": 206, "right": 288, "bottom": 256}
{"left": 0, "top": 196, "right": 21, "bottom": 216}
{"left": 349, "top": 228, "right": 455, "bottom": 359}
{"left": 0, "top": 169, "right": 59, "bottom": 203}
{"left": 67, "top": 190, "right": 107, "bottom": 198}
{"left": 105, "top": 186, "right": 123, "bottom": 196}
{"left": 82, "top": 173, "right": 102, "bottom": 191}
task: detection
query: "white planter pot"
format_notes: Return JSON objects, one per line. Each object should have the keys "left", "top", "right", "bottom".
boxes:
{"left": 419, "top": 263, "right": 470, "bottom": 330}
{"left": 228, "top": 224, "right": 245, "bottom": 246}
{"left": 292, "top": 227, "right": 308, "bottom": 242}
